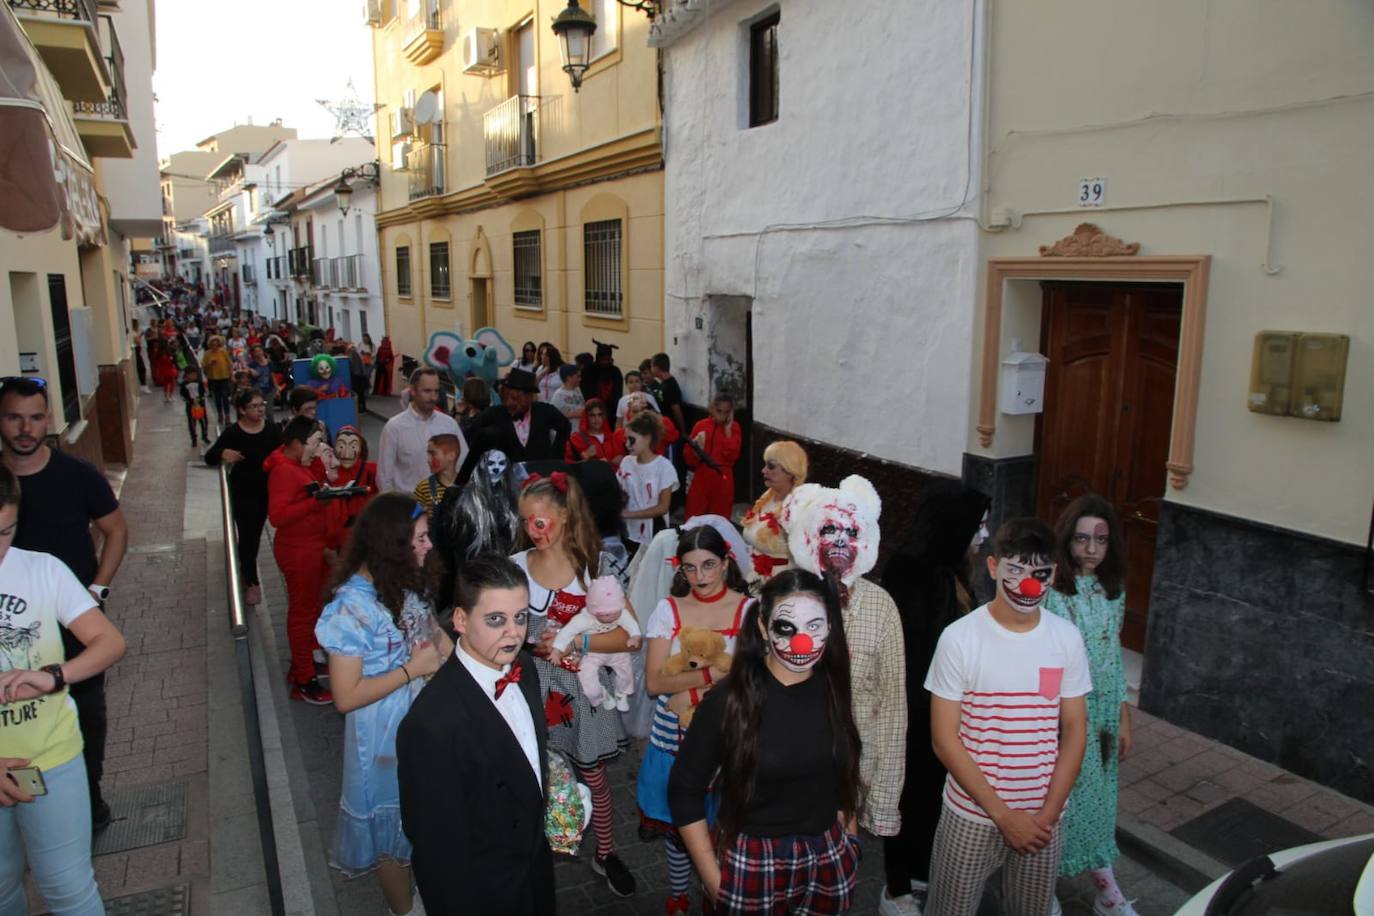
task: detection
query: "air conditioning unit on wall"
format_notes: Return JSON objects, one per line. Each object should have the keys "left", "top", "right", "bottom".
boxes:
{"left": 391, "top": 140, "right": 413, "bottom": 172}
{"left": 388, "top": 108, "right": 412, "bottom": 139}
{"left": 462, "top": 27, "right": 502, "bottom": 76}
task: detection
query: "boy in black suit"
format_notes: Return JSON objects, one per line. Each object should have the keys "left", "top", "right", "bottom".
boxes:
{"left": 397, "top": 556, "right": 554, "bottom": 915}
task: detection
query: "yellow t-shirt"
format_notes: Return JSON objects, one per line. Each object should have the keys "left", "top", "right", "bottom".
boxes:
{"left": 202, "top": 349, "right": 232, "bottom": 381}
{"left": 0, "top": 548, "right": 97, "bottom": 771}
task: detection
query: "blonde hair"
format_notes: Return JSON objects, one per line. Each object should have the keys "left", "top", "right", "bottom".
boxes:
{"left": 516, "top": 475, "right": 602, "bottom": 583}
{"left": 764, "top": 440, "right": 808, "bottom": 485}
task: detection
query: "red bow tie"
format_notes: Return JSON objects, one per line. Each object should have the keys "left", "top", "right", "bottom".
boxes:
{"left": 494, "top": 662, "right": 522, "bottom": 699}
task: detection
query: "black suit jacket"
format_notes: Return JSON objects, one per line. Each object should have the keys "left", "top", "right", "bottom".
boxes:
{"left": 397, "top": 650, "right": 554, "bottom": 916}
{"left": 460, "top": 403, "right": 571, "bottom": 482}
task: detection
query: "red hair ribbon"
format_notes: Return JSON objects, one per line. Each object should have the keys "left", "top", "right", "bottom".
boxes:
{"left": 522, "top": 471, "right": 570, "bottom": 494}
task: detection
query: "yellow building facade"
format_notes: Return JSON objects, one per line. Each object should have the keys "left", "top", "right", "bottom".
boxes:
{"left": 368, "top": 0, "right": 663, "bottom": 366}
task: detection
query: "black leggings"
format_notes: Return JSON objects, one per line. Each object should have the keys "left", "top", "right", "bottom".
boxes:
{"left": 232, "top": 491, "right": 268, "bottom": 587}
{"left": 209, "top": 378, "right": 233, "bottom": 420}
{"left": 185, "top": 404, "right": 208, "bottom": 442}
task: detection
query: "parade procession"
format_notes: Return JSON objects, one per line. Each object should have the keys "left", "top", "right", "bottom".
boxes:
{"left": 1, "top": 1, "right": 1372, "bottom": 915}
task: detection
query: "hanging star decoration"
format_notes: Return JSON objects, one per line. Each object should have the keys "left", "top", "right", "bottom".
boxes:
{"left": 317, "top": 79, "right": 382, "bottom": 143}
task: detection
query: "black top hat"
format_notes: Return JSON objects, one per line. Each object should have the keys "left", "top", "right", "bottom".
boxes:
{"left": 502, "top": 368, "right": 540, "bottom": 393}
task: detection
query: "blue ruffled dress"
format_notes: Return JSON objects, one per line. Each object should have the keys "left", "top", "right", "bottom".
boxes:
{"left": 315, "top": 575, "right": 433, "bottom": 876}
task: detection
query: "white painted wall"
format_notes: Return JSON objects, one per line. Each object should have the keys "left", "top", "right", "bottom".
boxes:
{"left": 300, "top": 183, "right": 384, "bottom": 342}
{"left": 978, "top": 0, "right": 1374, "bottom": 545}
{"left": 100, "top": 0, "right": 162, "bottom": 238}
{"left": 661, "top": 0, "right": 982, "bottom": 476}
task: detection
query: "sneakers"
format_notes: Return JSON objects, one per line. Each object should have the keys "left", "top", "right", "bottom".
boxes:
{"left": 245, "top": 584, "right": 262, "bottom": 606}
{"left": 1049, "top": 896, "right": 1063, "bottom": 916}
{"left": 591, "top": 852, "right": 636, "bottom": 897}
{"left": 1094, "top": 898, "right": 1141, "bottom": 916}
{"left": 879, "top": 890, "right": 923, "bottom": 916}
{"left": 290, "top": 677, "right": 333, "bottom": 706}
{"left": 665, "top": 893, "right": 690, "bottom": 915}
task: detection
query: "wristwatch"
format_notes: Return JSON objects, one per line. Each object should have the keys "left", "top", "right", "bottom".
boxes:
{"left": 88, "top": 584, "right": 110, "bottom": 601}
{"left": 41, "top": 663, "right": 66, "bottom": 694}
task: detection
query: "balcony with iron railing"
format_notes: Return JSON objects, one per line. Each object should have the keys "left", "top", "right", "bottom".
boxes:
{"left": 70, "top": 13, "right": 133, "bottom": 158}
{"left": 401, "top": 0, "right": 442, "bottom": 65}
{"left": 242, "top": 264, "right": 256, "bottom": 285}
{"left": 7, "top": 0, "right": 107, "bottom": 103}
{"left": 484, "top": 95, "right": 539, "bottom": 178}
{"left": 407, "top": 144, "right": 446, "bottom": 201}
{"left": 312, "top": 257, "right": 333, "bottom": 289}
{"left": 331, "top": 254, "right": 364, "bottom": 290}
{"left": 289, "top": 247, "right": 312, "bottom": 280}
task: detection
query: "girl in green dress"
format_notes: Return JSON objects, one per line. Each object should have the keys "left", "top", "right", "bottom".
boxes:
{"left": 1044, "top": 494, "right": 1138, "bottom": 916}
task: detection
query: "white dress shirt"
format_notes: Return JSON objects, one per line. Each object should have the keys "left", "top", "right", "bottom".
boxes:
{"left": 376, "top": 406, "right": 466, "bottom": 494}
{"left": 455, "top": 644, "right": 542, "bottom": 789}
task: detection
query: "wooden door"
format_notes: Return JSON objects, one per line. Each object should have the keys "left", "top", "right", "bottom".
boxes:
{"left": 1035, "top": 283, "right": 1182, "bottom": 650}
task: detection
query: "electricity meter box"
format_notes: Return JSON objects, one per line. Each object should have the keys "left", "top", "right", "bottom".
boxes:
{"left": 1000, "top": 345, "right": 1049, "bottom": 415}
{"left": 1248, "top": 331, "right": 1349, "bottom": 422}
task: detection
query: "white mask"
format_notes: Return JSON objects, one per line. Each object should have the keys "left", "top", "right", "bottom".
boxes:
{"left": 484, "top": 450, "right": 508, "bottom": 480}
{"left": 970, "top": 511, "right": 991, "bottom": 553}
{"left": 766, "top": 595, "right": 830, "bottom": 672}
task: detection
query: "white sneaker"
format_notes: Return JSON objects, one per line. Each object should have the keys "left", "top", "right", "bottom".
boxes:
{"left": 1049, "top": 896, "right": 1063, "bottom": 916}
{"left": 615, "top": 693, "right": 630, "bottom": 712}
{"left": 1094, "top": 898, "right": 1141, "bottom": 916}
{"left": 879, "top": 890, "right": 923, "bottom": 916}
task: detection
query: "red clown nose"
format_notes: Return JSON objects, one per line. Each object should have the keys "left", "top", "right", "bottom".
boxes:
{"left": 1017, "top": 578, "right": 1043, "bottom": 599}
{"left": 790, "top": 633, "right": 814, "bottom": 654}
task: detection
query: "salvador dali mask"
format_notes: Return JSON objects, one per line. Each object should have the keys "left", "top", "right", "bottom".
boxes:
{"left": 781, "top": 475, "right": 882, "bottom": 589}
{"left": 766, "top": 594, "right": 829, "bottom": 673}
{"left": 993, "top": 554, "right": 1055, "bottom": 614}
{"left": 333, "top": 428, "right": 363, "bottom": 471}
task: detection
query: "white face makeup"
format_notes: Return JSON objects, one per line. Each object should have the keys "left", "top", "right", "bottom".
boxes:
{"left": 993, "top": 555, "right": 1055, "bottom": 614}
{"left": 484, "top": 450, "right": 509, "bottom": 480}
{"left": 456, "top": 585, "right": 531, "bottom": 670}
{"left": 1070, "top": 516, "right": 1110, "bottom": 573}
{"left": 970, "top": 511, "right": 991, "bottom": 553}
{"left": 766, "top": 594, "right": 830, "bottom": 672}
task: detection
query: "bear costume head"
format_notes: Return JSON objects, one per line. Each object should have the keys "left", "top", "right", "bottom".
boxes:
{"left": 781, "top": 475, "right": 882, "bottom": 589}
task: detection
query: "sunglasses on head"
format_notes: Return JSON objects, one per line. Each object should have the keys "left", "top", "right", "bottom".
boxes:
{"left": 0, "top": 376, "right": 48, "bottom": 398}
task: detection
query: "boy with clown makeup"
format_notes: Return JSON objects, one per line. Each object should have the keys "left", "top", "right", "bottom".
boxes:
{"left": 923, "top": 518, "right": 1091, "bottom": 916}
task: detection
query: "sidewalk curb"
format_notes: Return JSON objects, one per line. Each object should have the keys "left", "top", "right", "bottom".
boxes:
{"left": 1117, "top": 811, "right": 1228, "bottom": 895}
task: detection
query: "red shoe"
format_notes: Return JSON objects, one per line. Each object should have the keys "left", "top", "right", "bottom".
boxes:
{"left": 665, "top": 894, "right": 690, "bottom": 915}
{"left": 290, "top": 677, "right": 333, "bottom": 706}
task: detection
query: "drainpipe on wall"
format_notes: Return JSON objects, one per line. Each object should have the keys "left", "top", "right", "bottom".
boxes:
{"left": 557, "top": 191, "right": 570, "bottom": 352}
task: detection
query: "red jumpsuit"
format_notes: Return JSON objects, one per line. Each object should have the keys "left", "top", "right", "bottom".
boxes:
{"left": 265, "top": 449, "right": 330, "bottom": 685}
{"left": 684, "top": 419, "right": 742, "bottom": 521}
{"left": 325, "top": 461, "right": 379, "bottom": 552}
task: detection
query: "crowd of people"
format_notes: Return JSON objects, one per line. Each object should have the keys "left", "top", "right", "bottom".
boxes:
{"left": 1, "top": 292, "right": 1143, "bottom": 916}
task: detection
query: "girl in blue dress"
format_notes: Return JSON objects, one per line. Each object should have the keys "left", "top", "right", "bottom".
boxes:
{"left": 316, "top": 493, "right": 452, "bottom": 916}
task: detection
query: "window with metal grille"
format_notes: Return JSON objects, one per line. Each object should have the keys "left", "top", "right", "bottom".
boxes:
{"left": 513, "top": 230, "right": 542, "bottom": 309}
{"left": 430, "top": 242, "right": 450, "bottom": 299}
{"left": 396, "top": 245, "right": 412, "bottom": 296}
{"left": 749, "top": 11, "right": 780, "bottom": 127}
{"left": 583, "top": 219, "right": 622, "bottom": 317}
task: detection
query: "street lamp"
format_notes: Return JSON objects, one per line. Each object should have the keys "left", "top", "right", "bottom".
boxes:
{"left": 263, "top": 222, "right": 276, "bottom": 249}
{"left": 551, "top": 0, "right": 597, "bottom": 92}
{"left": 333, "top": 176, "right": 354, "bottom": 216}
{"left": 334, "top": 160, "right": 380, "bottom": 216}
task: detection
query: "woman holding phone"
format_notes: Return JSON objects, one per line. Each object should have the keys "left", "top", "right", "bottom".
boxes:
{"left": 0, "top": 464, "right": 127, "bottom": 915}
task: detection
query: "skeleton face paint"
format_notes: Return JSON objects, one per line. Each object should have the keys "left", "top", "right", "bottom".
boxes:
{"left": 456, "top": 585, "right": 530, "bottom": 670}
{"left": 1070, "top": 516, "right": 1110, "bottom": 573}
{"left": 766, "top": 594, "right": 829, "bottom": 673}
{"left": 484, "top": 450, "right": 509, "bottom": 481}
{"left": 994, "top": 555, "right": 1055, "bottom": 614}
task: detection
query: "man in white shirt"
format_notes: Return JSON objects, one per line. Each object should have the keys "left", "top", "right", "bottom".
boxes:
{"left": 377, "top": 368, "right": 467, "bottom": 494}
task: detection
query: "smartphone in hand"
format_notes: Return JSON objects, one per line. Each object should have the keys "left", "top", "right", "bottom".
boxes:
{"left": 7, "top": 767, "right": 47, "bottom": 797}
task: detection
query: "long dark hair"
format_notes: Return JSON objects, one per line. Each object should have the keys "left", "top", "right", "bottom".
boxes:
{"left": 330, "top": 493, "right": 438, "bottom": 628}
{"left": 669, "top": 525, "right": 749, "bottom": 598}
{"left": 1051, "top": 493, "right": 1126, "bottom": 599}
{"left": 715, "top": 569, "right": 864, "bottom": 846}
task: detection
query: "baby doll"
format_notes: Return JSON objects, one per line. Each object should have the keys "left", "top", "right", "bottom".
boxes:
{"left": 548, "top": 575, "right": 642, "bottom": 712}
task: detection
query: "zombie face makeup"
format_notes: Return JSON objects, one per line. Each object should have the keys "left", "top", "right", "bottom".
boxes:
{"left": 1070, "top": 516, "right": 1110, "bottom": 573}
{"left": 815, "top": 516, "right": 860, "bottom": 581}
{"left": 520, "top": 497, "right": 564, "bottom": 551}
{"left": 992, "top": 554, "right": 1055, "bottom": 614}
{"left": 483, "top": 450, "right": 509, "bottom": 481}
{"left": 456, "top": 585, "right": 530, "bottom": 670}
{"left": 765, "top": 594, "right": 830, "bottom": 673}
{"left": 783, "top": 477, "right": 882, "bottom": 589}
{"left": 970, "top": 511, "right": 991, "bottom": 554}
{"left": 680, "top": 548, "right": 726, "bottom": 598}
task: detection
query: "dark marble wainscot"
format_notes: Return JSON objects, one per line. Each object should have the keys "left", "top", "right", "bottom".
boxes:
{"left": 1140, "top": 501, "right": 1374, "bottom": 805}
{"left": 961, "top": 453, "right": 1038, "bottom": 604}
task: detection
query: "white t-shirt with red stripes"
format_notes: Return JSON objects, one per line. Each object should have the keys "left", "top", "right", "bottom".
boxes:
{"left": 923, "top": 603, "right": 1091, "bottom": 825}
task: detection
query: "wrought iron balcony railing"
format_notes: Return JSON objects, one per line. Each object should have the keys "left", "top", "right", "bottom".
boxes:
{"left": 407, "top": 143, "right": 445, "bottom": 201}
{"left": 312, "top": 257, "right": 331, "bottom": 288}
{"left": 69, "top": 14, "right": 125, "bottom": 120}
{"left": 484, "top": 95, "right": 539, "bottom": 177}
{"left": 7, "top": 0, "right": 97, "bottom": 23}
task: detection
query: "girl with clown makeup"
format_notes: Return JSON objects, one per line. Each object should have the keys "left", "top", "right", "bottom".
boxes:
{"left": 670, "top": 569, "right": 866, "bottom": 914}
{"left": 510, "top": 473, "right": 640, "bottom": 899}
{"left": 636, "top": 521, "right": 752, "bottom": 915}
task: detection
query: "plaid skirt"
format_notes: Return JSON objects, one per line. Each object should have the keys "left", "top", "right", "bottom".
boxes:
{"left": 716, "top": 822, "right": 861, "bottom": 915}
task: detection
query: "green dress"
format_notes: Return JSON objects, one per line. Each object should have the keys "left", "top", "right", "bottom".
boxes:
{"left": 1044, "top": 576, "right": 1126, "bottom": 874}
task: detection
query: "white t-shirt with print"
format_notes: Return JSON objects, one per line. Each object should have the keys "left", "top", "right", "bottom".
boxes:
{"left": 615, "top": 392, "right": 659, "bottom": 425}
{"left": 0, "top": 547, "right": 97, "bottom": 771}
{"left": 617, "top": 455, "right": 679, "bottom": 545}
{"left": 550, "top": 386, "right": 585, "bottom": 418}
{"left": 923, "top": 603, "right": 1091, "bottom": 825}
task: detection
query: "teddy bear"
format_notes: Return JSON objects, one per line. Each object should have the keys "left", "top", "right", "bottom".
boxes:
{"left": 660, "top": 626, "right": 733, "bottom": 728}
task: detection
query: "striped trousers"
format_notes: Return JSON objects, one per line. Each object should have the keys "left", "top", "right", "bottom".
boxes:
{"left": 925, "top": 804, "right": 1063, "bottom": 916}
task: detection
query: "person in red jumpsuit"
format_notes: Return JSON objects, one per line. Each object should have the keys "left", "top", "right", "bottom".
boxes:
{"left": 265, "top": 416, "right": 334, "bottom": 705}
{"left": 684, "top": 393, "right": 742, "bottom": 521}
{"left": 323, "top": 425, "right": 378, "bottom": 552}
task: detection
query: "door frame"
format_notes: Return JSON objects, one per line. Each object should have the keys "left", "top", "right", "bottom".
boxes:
{"left": 977, "top": 253, "right": 1210, "bottom": 491}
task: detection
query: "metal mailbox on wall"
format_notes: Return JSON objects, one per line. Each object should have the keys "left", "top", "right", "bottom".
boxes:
{"left": 1000, "top": 341, "right": 1049, "bottom": 415}
{"left": 1248, "top": 331, "right": 1349, "bottom": 422}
